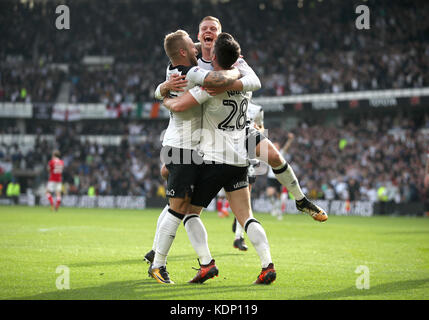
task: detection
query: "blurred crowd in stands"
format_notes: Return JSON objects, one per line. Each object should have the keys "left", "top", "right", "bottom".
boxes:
{"left": 265, "top": 113, "right": 429, "bottom": 203}
{"left": 0, "top": 64, "right": 65, "bottom": 103}
{"left": 1, "top": 0, "right": 428, "bottom": 103}
{"left": 0, "top": 0, "right": 428, "bottom": 204}
{"left": 0, "top": 120, "right": 166, "bottom": 198}
{"left": 0, "top": 111, "right": 428, "bottom": 203}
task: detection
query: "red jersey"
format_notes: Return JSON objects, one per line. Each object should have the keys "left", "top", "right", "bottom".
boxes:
{"left": 48, "top": 158, "right": 64, "bottom": 182}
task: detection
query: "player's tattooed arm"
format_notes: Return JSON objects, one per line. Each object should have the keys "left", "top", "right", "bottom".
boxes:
{"left": 203, "top": 67, "right": 240, "bottom": 88}
{"left": 204, "top": 80, "right": 243, "bottom": 96}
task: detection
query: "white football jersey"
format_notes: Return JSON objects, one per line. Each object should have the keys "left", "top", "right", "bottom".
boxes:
{"left": 197, "top": 54, "right": 213, "bottom": 71}
{"left": 195, "top": 56, "right": 260, "bottom": 166}
{"left": 161, "top": 64, "right": 210, "bottom": 150}
{"left": 196, "top": 88, "right": 252, "bottom": 166}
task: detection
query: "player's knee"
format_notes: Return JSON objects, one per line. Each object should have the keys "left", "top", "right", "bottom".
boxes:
{"left": 188, "top": 205, "right": 203, "bottom": 215}
{"left": 169, "top": 198, "right": 190, "bottom": 214}
{"left": 268, "top": 148, "right": 284, "bottom": 168}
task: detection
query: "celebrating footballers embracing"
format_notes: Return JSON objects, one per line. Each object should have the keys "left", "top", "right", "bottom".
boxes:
{"left": 145, "top": 15, "right": 328, "bottom": 286}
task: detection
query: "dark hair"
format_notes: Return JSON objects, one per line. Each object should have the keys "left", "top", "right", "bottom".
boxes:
{"left": 214, "top": 33, "right": 241, "bottom": 69}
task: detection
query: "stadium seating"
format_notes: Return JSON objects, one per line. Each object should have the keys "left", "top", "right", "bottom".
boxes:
{"left": 0, "top": 0, "right": 428, "bottom": 205}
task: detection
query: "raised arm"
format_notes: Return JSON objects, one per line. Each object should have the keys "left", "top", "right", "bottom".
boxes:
{"left": 281, "top": 132, "right": 295, "bottom": 154}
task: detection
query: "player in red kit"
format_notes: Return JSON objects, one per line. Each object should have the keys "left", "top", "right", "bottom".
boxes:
{"left": 46, "top": 150, "right": 64, "bottom": 211}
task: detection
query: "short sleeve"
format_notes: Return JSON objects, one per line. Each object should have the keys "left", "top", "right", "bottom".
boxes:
{"left": 185, "top": 66, "right": 210, "bottom": 86}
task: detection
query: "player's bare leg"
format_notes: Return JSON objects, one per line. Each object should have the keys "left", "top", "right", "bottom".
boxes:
{"left": 226, "top": 187, "right": 276, "bottom": 284}
{"left": 256, "top": 139, "right": 327, "bottom": 222}
{"left": 157, "top": 164, "right": 217, "bottom": 270}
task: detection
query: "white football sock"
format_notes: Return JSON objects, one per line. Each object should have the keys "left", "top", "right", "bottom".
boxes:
{"left": 245, "top": 218, "right": 272, "bottom": 268}
{"left": 184, "top": 214, "right": 212, "bottom": 265}
{"left": 273, "top": 162, "right": 305, "bottom": 201}
{"left": 152, "top": 209, "right": 183, "bottom": 268}
{"left": 152, "top": 204, "right": 169, "bottom": 251}
{"left": 234, "top": 219, "right": 245, "bottom": 240}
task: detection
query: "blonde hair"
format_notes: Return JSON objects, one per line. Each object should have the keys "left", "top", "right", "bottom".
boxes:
{"left": 163, "top": 30, "right": 190, "bottom": 61}
{"left": 199, "top": 16, "right": 222, "bottom": 32}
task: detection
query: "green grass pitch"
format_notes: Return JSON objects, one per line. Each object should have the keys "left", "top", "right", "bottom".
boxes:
{"left": 0, "top": 205, "right": 428, "bottom": 300}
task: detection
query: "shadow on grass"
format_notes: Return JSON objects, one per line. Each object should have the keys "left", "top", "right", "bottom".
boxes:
{"left": 294, "top": 278, "right": 429, "bottom": 300}
{"left": 10, "top": 279, "right": 264, "bottom": 300}
{"left": 68, "top": 253, "right": 242, "bottom": 268}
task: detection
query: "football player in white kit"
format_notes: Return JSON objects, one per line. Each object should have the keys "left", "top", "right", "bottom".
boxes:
{"left": 147, "top": 29, "right": 243, "bottom": 284}
{"left": 193, "top": 17, "right": 327, "bottom": 255}
{"left": 146, "top": 16, "right": 326, "bottom": 284}
{"left": 145, "top": 20, "right": 263, "bottom": 283}
{"left": 163, "top": 32, "right": 276, "bottom": 284}
{"left": 195, "top": 17, "right": 327, "bottom": 224}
